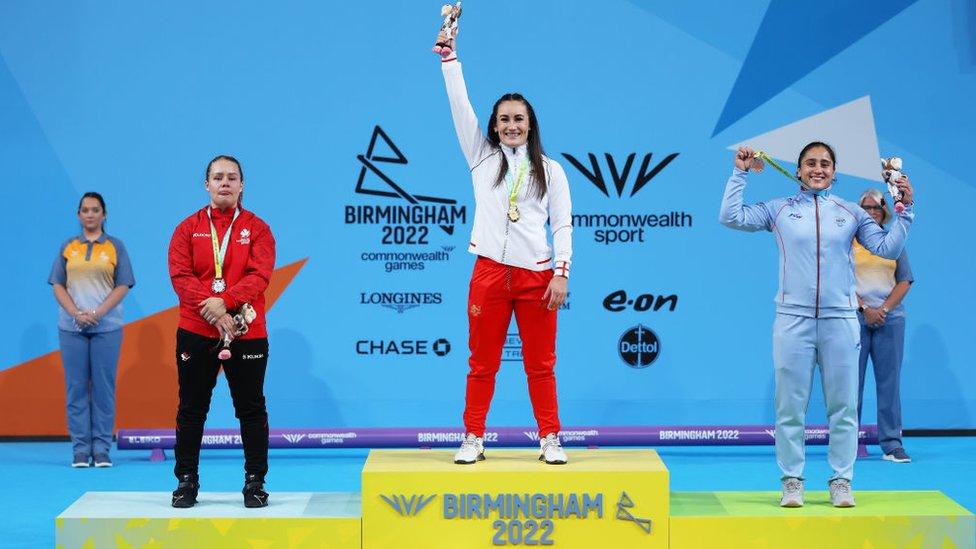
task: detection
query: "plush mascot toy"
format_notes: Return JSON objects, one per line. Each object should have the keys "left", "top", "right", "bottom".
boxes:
{"left": 881, "top": 157, "right": 907, "bottom": 213}
{"left": 217, "top": 303, "right": 257, "bottom": 360}
{"left": 432, "top": 2, "right": 462, "bottom": 58}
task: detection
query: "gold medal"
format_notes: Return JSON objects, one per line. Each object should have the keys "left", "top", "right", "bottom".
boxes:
{"left": 507, "top": 204, "right": 520, "bottom": 222}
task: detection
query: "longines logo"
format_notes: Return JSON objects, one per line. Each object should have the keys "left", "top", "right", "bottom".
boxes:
{"left": 381, "top": 494, "right": 436, "bottom": 517}
{"left": 356, "top": 338, "right": 451, "bottom": 356}
{"left": 346, "top": 126, "right": 467, "bottom": 243}
{"left": 360, "top": 291, "right": 443, "bottom": 313}
{"left": 603, "top": 290, "right": 678, "bottom": 313}
{"left": 618, "top": 325, "right": 661, "bottom": 369}
{"left": 563, "top": 151, "right": 692, "bottom": 245}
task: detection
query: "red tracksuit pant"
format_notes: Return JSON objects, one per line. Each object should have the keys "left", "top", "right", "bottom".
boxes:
{"left": 464, "top": 256, "right": 560, "bottom": 438}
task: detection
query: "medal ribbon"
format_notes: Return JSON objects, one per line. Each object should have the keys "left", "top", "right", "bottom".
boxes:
{"left": 506, "top": 157, "right": 530, "bottom": 212}
{"left": 207, "top": 207, "right": 240, "bottom": 281}
{"left": 753, "top": 151, "right": 810, "bottom": 190}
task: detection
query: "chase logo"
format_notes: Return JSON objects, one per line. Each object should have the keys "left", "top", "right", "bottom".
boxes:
{"left": 381, "top": 494, "right": 436, "bottom": 517}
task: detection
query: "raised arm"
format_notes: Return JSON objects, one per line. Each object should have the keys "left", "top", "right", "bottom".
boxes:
{"left": 719, "top": 147, "right": 774, "bottom": 232}
{"left": 438, "top": 25, "right": 490, "bottom": 169}
{"left": 854, "top": 205, "right": 913, "bottom": 259}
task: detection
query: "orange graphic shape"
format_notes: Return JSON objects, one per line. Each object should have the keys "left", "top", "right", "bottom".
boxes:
{"left": 0, "top": 258, "right": 307, "bottom": 436}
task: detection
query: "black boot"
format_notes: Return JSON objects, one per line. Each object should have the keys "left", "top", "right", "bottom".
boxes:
{"left": 242, "top": 473, "right": 268, "bottom": 508}
{"left": 171, "top": 473, "right": 199, "bottom": 508}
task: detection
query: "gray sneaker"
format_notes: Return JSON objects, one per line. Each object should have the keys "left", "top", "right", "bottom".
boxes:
{"left": 779, "top": 477, "right": 804, "bottom": 507}
{"left": 882, "top": 447, "right": 911, "bottom": 463}
{"left": 71, "top": 454, "right": 90, "bottom": 468}
{"left": 829, "top": 479, "right": 855, "bottom": 507}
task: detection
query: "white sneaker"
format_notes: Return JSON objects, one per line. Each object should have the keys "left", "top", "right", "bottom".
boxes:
{"left": 454, "top": 434, "right": 484, "bottom": 464}
{"left": 779, "top": 477, "right": 804, "bottom": 507}
{"left": 829, "top": 479, "right": 856, "bottom": 508}
{"left": 538, "top": 433, "right": 567, "bottom": 465}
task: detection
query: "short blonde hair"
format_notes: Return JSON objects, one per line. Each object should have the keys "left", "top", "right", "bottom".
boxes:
{"left": 859, "top": 188, "right": 891, "bottom": 225}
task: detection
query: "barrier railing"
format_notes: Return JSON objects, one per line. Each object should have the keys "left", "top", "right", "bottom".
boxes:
{"left": 118, "top": 424, "right": 878, "bottom": 459}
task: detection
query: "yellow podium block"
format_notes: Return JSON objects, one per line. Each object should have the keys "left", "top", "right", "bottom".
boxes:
{"left": 671, "top": 491, "right": 975, "bottom": 549}
{"left": 362, "top": 449, "right": 669, "bottom": 549}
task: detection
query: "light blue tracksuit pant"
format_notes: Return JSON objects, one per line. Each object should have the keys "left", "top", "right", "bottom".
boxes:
{"left": 58, "top": 329, "right": 123, "bottom": 457}
{"left": 773, "top": 314, "right": 861, "bottom": 482}
{"left": 857, "top": 315, "right": 906, "bottom": 453}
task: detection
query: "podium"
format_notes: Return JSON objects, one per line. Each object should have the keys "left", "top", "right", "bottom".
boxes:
{"left": 55, "top": 450, "right": 974, "bottom": 548}
{"left": 362, "top": 449, "right": 669, "bottom": 548}
{"left": 55, "top": 491, "right": 360, "bottom": 548}
{"left": 672, "top": 490, "right": 975, "bottom": 548}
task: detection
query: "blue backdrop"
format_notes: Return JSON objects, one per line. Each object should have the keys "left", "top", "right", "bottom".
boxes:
{"left": 2, "top": 0, "right": 973, "bottom": 430}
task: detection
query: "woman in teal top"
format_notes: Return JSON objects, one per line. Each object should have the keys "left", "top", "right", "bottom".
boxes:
{"left": 49, "top": 192, "right": 135, "bottom": 468}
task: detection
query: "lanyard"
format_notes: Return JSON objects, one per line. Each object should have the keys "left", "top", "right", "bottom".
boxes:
{"left": 753, "top": 151, "right": 811, "bottom": 190}
{"left": 207, "top": 207, "right": 240, "bottom": 280}
{"left": 507, "top": 158, "right": 530, "bottom": 209}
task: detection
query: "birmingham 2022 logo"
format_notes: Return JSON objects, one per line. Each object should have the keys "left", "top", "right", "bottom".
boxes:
{"left": 379, "top": 490, "right": 652, "bottom": 542}
{"left": 348, "top": 126, "right": 467, "bottom": 273}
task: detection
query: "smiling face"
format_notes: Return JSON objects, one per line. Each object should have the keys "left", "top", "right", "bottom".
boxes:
{"left": 206, "top": 158, "right": 243, "bottom": 210}
{"left": 796, "top": 145, "right": 835, "bottom": 191}
{"left": 77, "top": 197, "right": 105, "bottom": 233}
{"left": 493, "top": 100, "right": 530, "bottom": 148}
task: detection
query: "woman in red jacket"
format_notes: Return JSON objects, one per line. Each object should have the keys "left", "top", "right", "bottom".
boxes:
{"left": 167, "top": 155, "right": 276, "bottom": 509}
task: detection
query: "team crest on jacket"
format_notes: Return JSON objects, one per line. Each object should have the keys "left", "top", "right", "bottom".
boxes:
{"left": 238, "top": 228, "right": 251, "bottom": 245}
{"left": 834, "top": 217, "right": 847, "bottom": 227}
{"left": 469, "top": 304, "right": 482, "bottom": 317}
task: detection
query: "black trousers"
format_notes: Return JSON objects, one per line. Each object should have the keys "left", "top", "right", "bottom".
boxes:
{"left": 174, "top": 328, "right": 269, "bottom": 480}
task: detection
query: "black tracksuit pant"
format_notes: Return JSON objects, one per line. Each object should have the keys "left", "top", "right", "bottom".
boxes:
{"left": 173, "top": 328, "right": 269, "bottom": 481}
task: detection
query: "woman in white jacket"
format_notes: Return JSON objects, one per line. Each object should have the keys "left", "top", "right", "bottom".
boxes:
{"left": 437, "top": 22, "right": 573, "bottom": 465}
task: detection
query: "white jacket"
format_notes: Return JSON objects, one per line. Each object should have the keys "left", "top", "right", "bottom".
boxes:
{"left": 442, "top": 59, "right": 572, "bottom": 277}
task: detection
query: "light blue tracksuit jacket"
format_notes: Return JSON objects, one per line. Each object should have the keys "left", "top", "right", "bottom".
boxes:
{"left": 719, "top": 167, "right": 914, "bottom": 481}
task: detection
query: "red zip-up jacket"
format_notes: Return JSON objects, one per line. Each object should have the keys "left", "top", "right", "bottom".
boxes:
{"left": 168, "top": 206, "right": 276, "bottom": 339}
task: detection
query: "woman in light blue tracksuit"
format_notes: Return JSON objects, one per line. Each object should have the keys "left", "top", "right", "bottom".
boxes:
{"left": 719, "top": 142, "right": 915, "bottom": 508}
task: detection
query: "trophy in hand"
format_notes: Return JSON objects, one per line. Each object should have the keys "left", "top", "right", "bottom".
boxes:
{"left": 881, "top": 157, "right": 906, "bottom": 213}
{"left": 432, "top": 2, "right": 462, "bottom": 58}
{"left": 217, "top": 303, "right": 257, "bottom": 360}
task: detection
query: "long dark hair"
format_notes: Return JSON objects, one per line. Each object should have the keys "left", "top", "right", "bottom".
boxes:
{"left": 487, "top": 94, "right": 548, "bottom": 200}
{"left": 205, "top": 154, "right": 245, "bottom": 205}
{"left": 78, "top": 191, "right": 107, "bottom": 230}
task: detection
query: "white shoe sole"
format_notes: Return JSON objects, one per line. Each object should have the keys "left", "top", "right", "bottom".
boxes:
{"left": 538, "top": 455, "right": 567, "bottom": 465}
{"left": 780, "top": 499, "right": 803, "bottom": 508}
{"left": 71, "top": 463, "right": 90, "bottom": 468}
{"left": 454, "top": 453, "right": 485, "bottom": 465}
{"left": 832, "top": 500, "right": 856, "bottom": 508}
{"left": 882, "top": 454, "right": 911, "bottom": 463}
{"left": 94, "top": 462, "right": 113, "bottom": 468}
